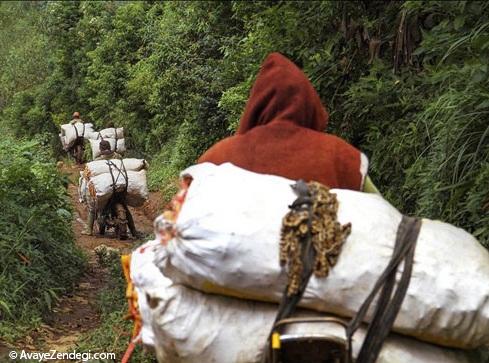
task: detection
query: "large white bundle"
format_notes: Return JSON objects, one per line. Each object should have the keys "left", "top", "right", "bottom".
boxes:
{"left": 146, "top": 267, "right": 480, "bottom": 363}
{"left": 89, "top": 138, "right": 126, "bottom": 159}
{"left": 60, "top": 122, "right": 94, "bottom": 136}
{"left": 88, "top": 127, "right": 124, "bottom": 140}
{"left": 79, "top": 159, "right": 147, "bottom": 206}
{"left": 60, "top": 122, "right": 94, "bottom": 146}
{"left": 130, "top": 240, "right": 172, "bottom": 347}
{"left": 156, "top": 162, "right": 489, "bottom": 349}
{"left": 85, "top": 169, "right": 148, "bottom": 210}
{"left": 84, "top": 158, "right": 148, "bottom": 178}
{"left": 127, "top": 239, "right": 479, "bottom": 362}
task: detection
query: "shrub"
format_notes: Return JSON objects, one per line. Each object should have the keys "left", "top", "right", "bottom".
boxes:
{"left": 0, "top": 137, "right": 86, "bottom": 341}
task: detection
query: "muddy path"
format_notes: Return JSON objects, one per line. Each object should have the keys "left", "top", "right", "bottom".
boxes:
{"left": 0, "top": 163, "right": 163, "bottom": 358}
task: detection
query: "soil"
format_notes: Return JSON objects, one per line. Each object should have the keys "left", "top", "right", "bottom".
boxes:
{"left": 0, "top": 163, "right": 163, "bottom": 360}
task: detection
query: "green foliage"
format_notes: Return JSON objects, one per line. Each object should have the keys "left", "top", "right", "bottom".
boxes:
{"left": 0, "top": 1, "right": 488, "bottom": 357}
{"left": 84, "top": 2, "right": 147, "bottom": 126}
{"left": 76, "top": 245, "right": 155, "bottom": 362}
{"left": 1, "top": 1, "right": 488, "bottom": 249}
{"left": 0, "top": 137, "right": 86, "bottom": 341}
{"left": 111, "top": 2, "right": 235, "bottom": 194}
{"left": 0, "top": 2, "right": 50, "bottom": 110}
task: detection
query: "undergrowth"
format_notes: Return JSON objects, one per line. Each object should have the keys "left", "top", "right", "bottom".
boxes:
{"left": 75, "top": 245, "right": 155, "bottom": 363}
{"left": 0, "top": 136, "right": 86, "bottom": 342}
{"left": 2, "top": 1, "right": 488, "bottom": 247}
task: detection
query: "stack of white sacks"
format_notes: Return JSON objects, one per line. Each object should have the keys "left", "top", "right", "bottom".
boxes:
{"left": 59, "top": 122, "right": 95, "bottom": 150}
{"left": 59, "top": 124, "right": 126, "bottom": 159}
{"left": 79, "top": 158, "right": 148, "bottom": 211}
{"left": 129, "top": 163, "right": 489, "bottom": 363}
{"left": 87, "top": 127, "right": 126, "bottom": 159}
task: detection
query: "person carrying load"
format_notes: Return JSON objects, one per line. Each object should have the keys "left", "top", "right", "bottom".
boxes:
{"left": 199, "top": 52, "right": 379, "bottom": 194}
{"left": 82, "top": 140, "right": 138, "bottom": 239}
{"left": 197, "top": 52, "right": 382, "bottom": 363}
{"left": 69, "top": 111, "right": 86, "bottom": 164}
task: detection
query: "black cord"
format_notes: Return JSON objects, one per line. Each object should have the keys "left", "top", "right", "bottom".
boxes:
{"left": 347, "top": 216, "right": 421, "bottom": 363}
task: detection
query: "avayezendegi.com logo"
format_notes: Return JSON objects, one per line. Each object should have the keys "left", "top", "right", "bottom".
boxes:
{"left": 9, "top": 349, "right": 116, "bottom": 362}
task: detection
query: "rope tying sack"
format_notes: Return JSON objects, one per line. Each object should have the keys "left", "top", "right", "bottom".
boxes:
{"left": 82, "top": 166, "right": 91, "bottom": 180}
{"left": 120, "top": 254, "right": 142, "bottom": 363}
{"left": 106, "top": 159, "right": 129, "bottom": 195}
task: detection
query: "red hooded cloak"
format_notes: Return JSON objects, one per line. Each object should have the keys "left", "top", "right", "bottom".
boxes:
{"left": 198, "top": 53, "right": 367, "bottom": 190}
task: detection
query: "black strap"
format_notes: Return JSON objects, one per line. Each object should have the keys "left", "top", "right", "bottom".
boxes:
{"left": 107, "top": 161, "right": 117, "bottom": 195}
{"left": 114, "top": 127, "right": 119, "bottom": 152}
{"left": 346, "top": 215, "right": 421, "bottom": 363}
{"left": 264, "top": 213, "right": 420, "bottom": 363}
{"left": 73, "top": 123, "right": 79, "bottom": 139}
{"left": 274, "top": 203, "right": 314, "bottom": 324}
{"left": 263, "top": 185, "right": 315, "bottom": 363}
{"left": 106, "top": 159, "right": 129, "bottom": 195}
{"left": 263, "top": 179, "right": 421, "bottom": 363}
{"left": 72, "top": 122, "right": 86, "bottom": 139}
{"left": 120, "top": 159, "right": 128, "bottom": 193}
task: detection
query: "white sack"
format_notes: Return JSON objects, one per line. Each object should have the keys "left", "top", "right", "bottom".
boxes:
{"left": 78, "top": 173, "right": 87, "bottom": 204}
{"left": 84, "top": 158, "right": 148, "bottom": 178}
{"left": 59, "top": 134, "right": 68, "bottom": 150}
{"left": 89, "top": 138, "right": 126, "bottom": 159}
{"left": 130, "top": 240, "right": 172, "bottom": 347}
{"left": 88, "top": 127, "right": 124, "bottom": 140}
{"left": 156, "top": 162, "right": 489, "bottom": 349}
{"left": 86, "top": 169, "right": 148, "bottom": 210}
{"left": 147, "top": 267, "right": 480, "bottom": 363}
{"left": 125, "top": 169, "right": 149, "bottom": 208}
{"left": 60, "top": 122, "right": 94, "bottom": 146}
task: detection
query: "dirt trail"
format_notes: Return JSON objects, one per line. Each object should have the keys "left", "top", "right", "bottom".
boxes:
{"left": 0, "top": 163, "right": 163, "bottom": 358}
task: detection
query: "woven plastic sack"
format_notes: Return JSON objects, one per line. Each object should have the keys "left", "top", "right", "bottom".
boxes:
{"left": 89, "top": 138, "right": 126, "bottom": 159}
{"left": 84, "top": 158, "right": 147, "bottom": 178}
{"left": 59, "top": 133, "right": 68, "bottom": 150}
{"left": 129, "top": 239, "right": 172, "bottom": 347}
{"left": 60, "top": 122, "right": 94, "bottom": 146}
{"left": 147, "top": 271, "right": 480, "bottom": 363}
{"left": 79, "top": 159, "right": 148, "bottom": 206}
{"left": 78, "top": 174, "right": 88, "bottom": 204}
{"left": 156, "top": 162, "right": 489, "bottom": 349}
{"left": 81, "top": 169, "right": 148, "bottom": 210}
{"left": 125, "top": 170, "right": 149, "bottom": 208}
{"left": 88, "top": 127, "right": 124, "bottom": 140}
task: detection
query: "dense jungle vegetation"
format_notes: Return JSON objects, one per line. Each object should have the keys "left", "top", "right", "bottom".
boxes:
{"left": 0, "top": 133, "right": 85, "bottom": 339}
{"left": 1, "top": 0, "right": 488, "bottom": 347}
